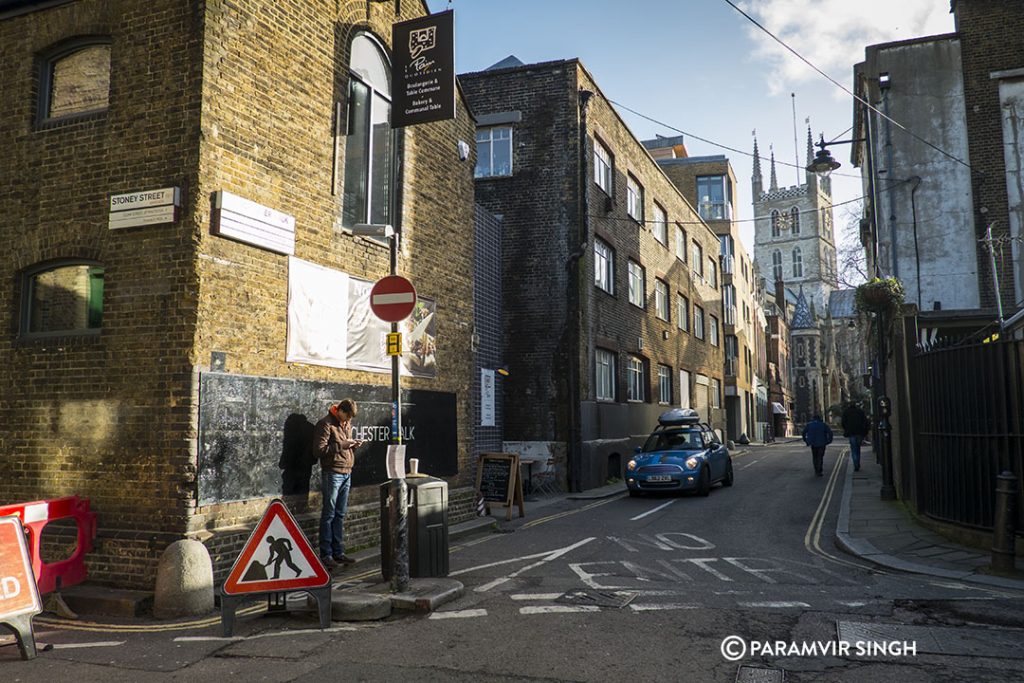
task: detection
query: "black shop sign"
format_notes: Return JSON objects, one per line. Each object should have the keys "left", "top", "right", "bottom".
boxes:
{"left": 391, "top": 10, "right": 455, "bottom": 128}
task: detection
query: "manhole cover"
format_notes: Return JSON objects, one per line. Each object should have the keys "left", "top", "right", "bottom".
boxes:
{"left": 555, "top": 590, "right": 638, "bottom": 609}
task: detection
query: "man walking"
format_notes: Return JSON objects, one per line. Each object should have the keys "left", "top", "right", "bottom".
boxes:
{"left": 312, "top": 399, "right": 363, "bottom": 569}
{"left": 801, "top": 414, "right": 833, "bottom": 477}
{"left": 841, "top": 402, "right": 870, "bottom": 472}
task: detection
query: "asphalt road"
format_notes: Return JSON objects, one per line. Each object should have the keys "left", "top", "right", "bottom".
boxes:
{"left": 6, "top": 441, "right": 1024, "bottom": 682}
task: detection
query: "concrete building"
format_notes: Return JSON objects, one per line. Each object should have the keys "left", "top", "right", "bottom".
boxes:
{"left": 460, "top": 57, "right": 725, "bottom": 491}
{"left": 645, "top": 142, "right": 761, "bottom": 444}
{"left": 0, "top": 0, "right": 478, "bottom": 587}
{"left": 854, "top": 0, "right": 1024, "bottom": 341}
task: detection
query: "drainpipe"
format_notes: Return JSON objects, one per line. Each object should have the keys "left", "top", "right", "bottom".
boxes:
{"left": 566, "top": 89, "right": 594, "bottom": 492}
{"left": 882, "top": 86, "right": 899, "bottom": 277}
{"left": 909, "top": 176, "right": 922, "bottom": 309}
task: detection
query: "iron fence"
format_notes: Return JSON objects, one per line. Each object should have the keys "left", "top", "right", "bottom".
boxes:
{"left": 911, "top": 338, "right": 1024, "bottom": 530}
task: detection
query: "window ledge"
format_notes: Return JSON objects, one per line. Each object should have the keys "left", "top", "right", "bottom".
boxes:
{"left": 15, "top": 330, "right": 102, "bottom": 347}
{"left": 36, "top": 109, "right": 108, "bottom": 131}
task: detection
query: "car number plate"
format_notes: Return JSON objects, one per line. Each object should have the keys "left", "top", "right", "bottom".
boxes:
{"left": 647, "top": 475, "right": 672, "bottom": 482}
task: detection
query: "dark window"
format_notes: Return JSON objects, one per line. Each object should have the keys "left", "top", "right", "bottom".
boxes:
{"left": 343, "top": 34, "right": 392, "bottom": 230}
{"left": 39, "top": 39, "right": 111, "bottom": 123}
{"left": 22, "top": 262, "right": 104, "bottom": 335}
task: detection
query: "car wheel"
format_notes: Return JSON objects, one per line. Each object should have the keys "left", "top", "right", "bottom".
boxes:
{"left": 722, "top": 459, "right": 734, "bottom": 487}
{"left": 697, "top": 466, "right": 711, "bottom": 497}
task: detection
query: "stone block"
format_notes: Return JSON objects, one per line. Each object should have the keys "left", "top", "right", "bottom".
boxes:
{"left": 153, "top": 539, "right": 214, "bottom": 619}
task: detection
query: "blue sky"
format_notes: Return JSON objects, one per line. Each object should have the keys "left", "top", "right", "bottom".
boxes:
{"left": 425, "top": 0, "right": 954, "bottom": 254}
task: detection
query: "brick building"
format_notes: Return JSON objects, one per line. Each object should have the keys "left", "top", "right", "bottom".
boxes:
{"left": 460, "top": 57, "right": 725, "bottom": 491}
{"left": 645, "top": 143, "right": 762, "bottom": 443}
{"left": 0, "top": 0, "right": 478, "bottom": 588}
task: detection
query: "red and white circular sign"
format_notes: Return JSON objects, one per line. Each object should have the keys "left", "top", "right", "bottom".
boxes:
{"left": 370, "top": 275, "right": 417, "bottom": 322}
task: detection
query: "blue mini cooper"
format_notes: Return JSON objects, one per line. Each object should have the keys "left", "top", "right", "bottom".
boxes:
{"left": 625, "top": 408, "right": 733, "bottom": 497}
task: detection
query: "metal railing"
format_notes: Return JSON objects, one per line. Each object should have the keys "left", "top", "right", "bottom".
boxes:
{"left": 911, "top": 338, "right": 1024, "bottom": 530}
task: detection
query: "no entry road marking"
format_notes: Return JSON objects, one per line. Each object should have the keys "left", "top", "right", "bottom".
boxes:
{"left": 429, "top": 609, "right": 488, "bottom": 619}
{"left": 520, "top": 605, "right": 600, "bottom": 615}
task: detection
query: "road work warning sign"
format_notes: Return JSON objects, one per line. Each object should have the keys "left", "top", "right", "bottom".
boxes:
{"left": 0, "top": 516, "right": 41, "bottom": 621}
{"left": 222, "top": 500, "right": 330, "bottom": 595}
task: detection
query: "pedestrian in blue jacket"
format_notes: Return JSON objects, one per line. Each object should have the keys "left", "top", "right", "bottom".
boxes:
{"left": 802, "top": 414, "right": 833, "bottom": 477}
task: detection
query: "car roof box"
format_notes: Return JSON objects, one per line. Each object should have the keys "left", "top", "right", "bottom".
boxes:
{"left": 658, "top": 408, "right": 701, "bottom": 426}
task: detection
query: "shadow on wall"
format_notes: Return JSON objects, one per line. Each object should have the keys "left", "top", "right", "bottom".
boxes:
{"left": 280, "top": 413, "right": 315, "bottom": 496}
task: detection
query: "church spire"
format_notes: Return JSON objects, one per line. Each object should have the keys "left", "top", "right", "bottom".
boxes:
{"left": 769, "top": 145, "right": 778, "bottom": 192}
{"left": 806, "top": 124, "right": 814, "bottom": 167}
{"left": 752, "top": 132, "right": 763, "bottom": 199}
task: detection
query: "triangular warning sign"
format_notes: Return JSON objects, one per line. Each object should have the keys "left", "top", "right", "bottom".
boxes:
{"left": 222, "top": 499, "right": 330, "bottom": 595}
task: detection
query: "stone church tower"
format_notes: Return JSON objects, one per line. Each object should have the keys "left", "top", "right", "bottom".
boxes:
{"left": 753, "top": 127, "right": 841, "bottom": 425}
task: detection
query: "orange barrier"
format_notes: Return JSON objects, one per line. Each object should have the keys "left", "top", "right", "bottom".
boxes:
{"left": 0, "top": 496, "right": 97, "bottom": 595}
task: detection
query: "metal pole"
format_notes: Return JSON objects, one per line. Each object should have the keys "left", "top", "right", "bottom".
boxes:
{"left": 878, "top": 307, "right": 896, "bottom": 500}
{"left": 991, "top": 470, "right": 1018, "bottom": 574}
{"left": 986, "top": 224, "right": 1006, "bottom": 332}
{"left": 389, "top": 131, "right": 409, "bottom": 594}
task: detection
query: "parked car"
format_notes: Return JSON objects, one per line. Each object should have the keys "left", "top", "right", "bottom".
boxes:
{"left": 625, "top": 408, "right": 733, "bottom": 497}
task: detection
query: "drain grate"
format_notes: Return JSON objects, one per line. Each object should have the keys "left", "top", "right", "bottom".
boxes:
{"left": 555, "top": 590, "right": 638, "bottom": 609}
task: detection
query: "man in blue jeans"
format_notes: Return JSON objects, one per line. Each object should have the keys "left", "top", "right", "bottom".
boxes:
{"left": 312, "top": 399, "right": 363, "bottom": 569}
{"left": 841, "top": 402, "right": 871, "bottom": 472}
{"left": 801, "top": 414, "right": 834, "bottom": 477}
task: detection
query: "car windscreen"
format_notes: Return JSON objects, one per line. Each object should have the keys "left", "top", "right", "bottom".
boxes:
{"left": 641, "top": 429, "right": 703, "bottom": 452}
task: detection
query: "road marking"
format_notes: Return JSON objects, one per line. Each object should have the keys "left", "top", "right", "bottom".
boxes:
{"left": 738, "top": 459, "right": 760, "bottom": 470}
{"left": 450, "top": 548, "right": 563, "bottom": 576}
{"left": 36, "top": 604, "right": 265, "bottom": 633}
{"left": 519, "top": 605, "right": 600, "bottom": 615}
{"left": 48, "top": 641, "right": 126, "bottom": 649}
{"left": 174, "top": 626, "right": 358, "bottom": 643}
{"left": 474, "top": 537, "right": 597, "bottom": 592}
{"left": 520, "top": 495, "right": 622, "bottom": 530}
{"left": 629, "top": 603, "right": 699, "bottom": 611}
{"left": 510, "top": 593, "right": 564, "bottom": 601}
{"left": 630, "top": 499, "right": 678, "bottom": 521}
{"left": 428, "top": 609, "right": 488, "bottom": 619}
{"left": 804, "top": 449, "right": 880, "bottom": 573}
{"left": 738, "top": 601, "right": 811, "bottom": 608}
{"left": 838, "top": 600, "right": 870, "bottom": 607}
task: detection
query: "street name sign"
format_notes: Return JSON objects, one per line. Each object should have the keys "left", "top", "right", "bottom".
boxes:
{"left": 108, "top": 186, "right": 180, "bottom": 230}
{"left": 0, "top": 516, "right": 43, "bottom": 659}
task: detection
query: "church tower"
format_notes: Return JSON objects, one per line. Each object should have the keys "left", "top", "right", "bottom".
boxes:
{"left": 752, "top": 126, "right": 838, "bottom": 316}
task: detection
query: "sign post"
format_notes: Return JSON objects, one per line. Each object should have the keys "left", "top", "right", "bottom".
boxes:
{"left": 0, "top": 516, "right": 43, "bottom": 660}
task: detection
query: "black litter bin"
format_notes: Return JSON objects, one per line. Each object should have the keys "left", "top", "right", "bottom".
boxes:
{"left": 380, "top": 476, "right": 449, "bottom": 579}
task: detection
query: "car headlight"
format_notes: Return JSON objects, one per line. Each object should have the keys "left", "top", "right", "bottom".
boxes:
{"left": 627, "top": 459, "right": 637, "bottom": 471}
{"left": 685, "top": 457, "right": 700, "bottom": 470}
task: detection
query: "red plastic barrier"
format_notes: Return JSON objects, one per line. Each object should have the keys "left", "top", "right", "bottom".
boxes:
{"left": 0, "top": 496, "right": 97, "bottom": 595}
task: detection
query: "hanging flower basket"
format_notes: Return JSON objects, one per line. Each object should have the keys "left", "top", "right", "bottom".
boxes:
{"left": 855, "top": 277, "right": 905, "bottom": 314}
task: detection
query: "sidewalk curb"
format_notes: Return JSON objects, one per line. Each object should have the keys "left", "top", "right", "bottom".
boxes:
{"left": 834, "top": 461, "right": 1024, "bottom": 591}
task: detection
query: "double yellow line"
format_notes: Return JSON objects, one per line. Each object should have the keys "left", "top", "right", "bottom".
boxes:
{"left": 803, "top": 448, "right": 879, "bottom": 572}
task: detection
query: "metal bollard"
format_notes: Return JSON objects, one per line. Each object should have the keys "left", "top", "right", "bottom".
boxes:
{"left": 991, "top": 470, "right": 1018, "bottom": 574}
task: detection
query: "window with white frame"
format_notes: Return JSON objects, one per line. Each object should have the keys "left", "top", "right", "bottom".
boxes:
{"left": 475, "top": 126, "right": 512, "bottom": 178}
{"left": 772, "top": 250, "right": 783, "bottom": 281}
{"left": 652, "top": 203, "right": 667, "bottom": 245}
{"left": 595, "top": 348, "right": 616, "bottom": 401}
{"left": 627, "top": 175, "right": 644, "bottom": 222}
{"left": 696, "top": 175, "right": 731, "bottom": 220}
{"left": 771, "top": 210, "right": 781, "bottom": 237}
{"left": 594, "top": 138, "right": 613, "bottom": 195}
{"left": 675, "top": 225, "right": 686, "bottom": 261}
{"left": 711, "top": 378, "right": 722, "bottom": 408}
{"left": 677, "top": 294, "right": 689, "bottom": 331}
{"left": 657, "top": 364, "right": 672, "bottom": 404}
{"left": 709, "top": 314, "right": 719, "bottom": 346}
{"left": 594, "top": 238, "right": 614, "bottom": 294}
{"left": 627, "top": 356, "right": 645, "bottom": 402}
{"left": 692, "top": 242, "right": 703, "bottom": 278}
{"left": 693, "top": 305, "right": 705, "bottom": 340}
{"left": 792, "top": 247, "right": 803, "bottom": 277}
{"left": 343, "top": 34, "right": 393, "bottom": 228}
{"left": 708, "top": 258, "right": 718, "bottom": 289}
{"left": 628, "top": 260, "right": 645, "bottom": 308}
{"left": 655, "top": 279, "right": 669, "bottom": 320}
{"left": 790, "top": 206, "right": 800, "bottom": 234}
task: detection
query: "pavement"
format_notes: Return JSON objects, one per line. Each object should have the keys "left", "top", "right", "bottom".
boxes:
{"left": 834, "top": 444, "right": 1024, "bottom": 591}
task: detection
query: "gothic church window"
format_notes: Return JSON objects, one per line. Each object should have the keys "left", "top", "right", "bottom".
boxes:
{"left": 790, "top": 206, "right": 800, "bottom": 235}
{"left": 792, "top": 247, "right": 803, "bottom": 277}
{"left": 771, "top": 210, "right": 781, "bottom": 237}
{"left": 772, "top": 250, "right": 782, "bottom": 281}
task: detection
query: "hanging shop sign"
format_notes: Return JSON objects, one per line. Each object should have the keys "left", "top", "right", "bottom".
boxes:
{"left": 391, "top": 10, "right": 455, "bottom": 128}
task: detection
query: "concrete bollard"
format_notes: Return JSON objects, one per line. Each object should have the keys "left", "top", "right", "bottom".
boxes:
{"left": 154, "top": 539, "right": 214, "bottom": 619}
{"left": 991, "top": 470, "right": 1018, "bottom": 575}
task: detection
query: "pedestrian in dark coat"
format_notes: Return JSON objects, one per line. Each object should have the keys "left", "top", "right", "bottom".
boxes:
{"left": 841, "top": 403, "right": 871, "bottom": 472}
{"left": 802, "top": 414, "right": 833, "bottom": 477}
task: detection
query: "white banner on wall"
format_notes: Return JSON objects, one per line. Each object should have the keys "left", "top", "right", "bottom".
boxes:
{"left": 286, "top": 257, "right": 349, "bottom": 368}
{"left": 481, "top": 368, "right": 495, "bottom": 426}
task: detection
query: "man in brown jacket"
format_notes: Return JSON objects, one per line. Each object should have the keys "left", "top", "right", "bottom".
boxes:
{"left": 313, "top": 398, "right": 363, "bottom": 569}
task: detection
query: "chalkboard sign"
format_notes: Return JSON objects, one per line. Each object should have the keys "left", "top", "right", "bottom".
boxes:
{"left": 197, "top": 372, "right": 458, "bottom": 505}
{"left": 475, "top": 453, "right": 524, "bottom": 521}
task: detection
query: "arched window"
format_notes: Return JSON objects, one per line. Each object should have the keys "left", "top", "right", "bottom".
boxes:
{"left": 771, "top": 250, "right": 782, "bottom": 281}
{"left": 792, "top": 247, "right": 803, "bottom": 277}
{"left": 771, "top": 210, "right": 781, "bottom": 237}
{"left": 39, "top": 40, "right": 111, "bottom": 122}
{"left": 21, "top": 261, "right": 104, "bottom": 335}
{"left": 790, "top": 206, "right": 800, "bottom": 235}
{"left": 343, "top": 33, "right": 393, "bottom": 230}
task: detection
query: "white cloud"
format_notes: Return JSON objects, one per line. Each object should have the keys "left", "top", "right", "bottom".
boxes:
{"left": 737, "top": 0, "right": 955, "bottom": 95}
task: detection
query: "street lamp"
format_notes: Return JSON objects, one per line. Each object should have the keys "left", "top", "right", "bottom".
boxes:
{"left": 807, "top": 129, "right": 897, "bottom": 501}
{"left": 354, "top": 221, "right": 411, "bottom": 591}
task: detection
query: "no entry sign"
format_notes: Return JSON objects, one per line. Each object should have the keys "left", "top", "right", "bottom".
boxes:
{"left": 370, "top": 275, "right": 417, "bottom": 322}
